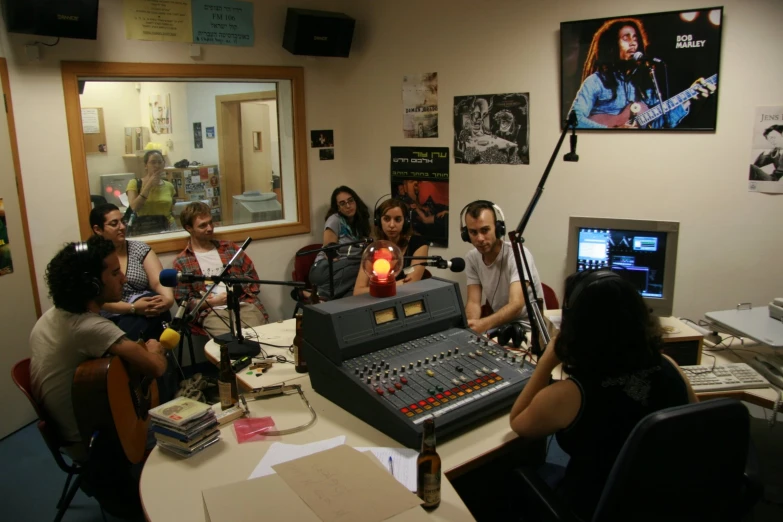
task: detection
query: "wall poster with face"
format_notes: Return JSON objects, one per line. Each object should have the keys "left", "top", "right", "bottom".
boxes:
{"left": 749, "top": 106, "right": 783, "bottom": 194}
{"left": 390, "top": 147, "right": 449, "bottom": 247}
{"left": 453, "top": 93, "right": 529, "bottom": 165}
{"left": 561, "top": 8, "right": 722, "bottom": 131}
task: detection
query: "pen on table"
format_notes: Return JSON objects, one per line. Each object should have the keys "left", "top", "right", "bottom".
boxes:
{"left": 388, "top": 456, "right": 394, "bottom": 477}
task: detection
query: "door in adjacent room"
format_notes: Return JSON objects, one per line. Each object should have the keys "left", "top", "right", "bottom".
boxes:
{"left": 0, "top": 58, "right": 41, "bottom": 438}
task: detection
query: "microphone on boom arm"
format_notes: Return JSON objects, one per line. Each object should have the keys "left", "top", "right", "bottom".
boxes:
{"left": 403, "top": 256, "right": 466, "bottom": 274}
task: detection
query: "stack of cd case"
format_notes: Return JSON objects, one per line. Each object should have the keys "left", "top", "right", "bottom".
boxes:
{"left": 149, "top": 397, "right": 220, "bottom": 458}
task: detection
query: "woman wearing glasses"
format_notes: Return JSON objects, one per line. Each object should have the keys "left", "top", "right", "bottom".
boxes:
{"left": 309, "top": 186, "right": 371, "bottom": 299}
{"left": 89, "top": 204, "right": 175, "bottom": 342}
{"left": 125, "top": 150, "right": 177, "bottom": 235}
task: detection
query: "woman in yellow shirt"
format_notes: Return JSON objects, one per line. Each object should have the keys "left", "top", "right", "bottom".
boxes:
{"left": 126, "top": 150, "right": 177, "bottom": 234}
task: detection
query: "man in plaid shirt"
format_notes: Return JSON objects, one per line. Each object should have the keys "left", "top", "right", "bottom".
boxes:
{"left": 173, "top": 202, "right": 269, "bottom": 337}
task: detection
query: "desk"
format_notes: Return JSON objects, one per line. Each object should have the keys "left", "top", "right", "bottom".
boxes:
{"left": 706, "top": 307, "right": 783, "bottom": 348}
{"left": 142, "top": 323, "right": 541, "bottom": 521}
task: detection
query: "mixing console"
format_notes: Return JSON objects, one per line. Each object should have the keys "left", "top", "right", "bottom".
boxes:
{"left": 302, "top": 278, "right": 535, "bottom": 448}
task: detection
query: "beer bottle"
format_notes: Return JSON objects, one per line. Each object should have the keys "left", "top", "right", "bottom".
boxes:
{"left": 293, "top": 311, "right": 308, "bottom": 373}
{"left": 416, "top": 418, "right": 441, "bottom": 508}
{"left": 218, "top": 345, "right": 238, "bottom": 410}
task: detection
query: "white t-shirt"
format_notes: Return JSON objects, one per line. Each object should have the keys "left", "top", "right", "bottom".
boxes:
{"left": 195, "top": 248, "right": 228, "bottom": 309}
{"left": 29, "top": 307, "right": 126, "bottom": 443}
{"left": 465, "top": 241, "right": 544, "bottom": 328}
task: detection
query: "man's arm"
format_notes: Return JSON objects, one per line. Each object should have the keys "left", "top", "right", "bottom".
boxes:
{"left": 465, "top": 284, "right": 483, "bottom": 324}
{"left": 753, "top": 150, "right": 773, "bottom": 169}
{"left": 107, "top": 336, "right": 167, "bottom": 378}
{"left": 571, "top": 75, "right": 608, "bottom": 129}
{"left": 472, "top": 280, "right": 525, "bottom": 333}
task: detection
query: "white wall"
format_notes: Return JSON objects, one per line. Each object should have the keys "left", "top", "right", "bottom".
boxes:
{"left": 1, "top": 0, "right": 782, "bottom": 324}
{"left": 81, "top": 81, "right": 142, "bottom": 194}
{"left": 240, "top": 101, "right": 272, "bottom": 193}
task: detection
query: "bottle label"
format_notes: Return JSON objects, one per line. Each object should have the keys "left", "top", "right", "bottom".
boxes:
{"left": 293, "top": 344, "right": 300, "bottom": 365}
{"left": 419, "top": 473, "right": 440, "bottom": 506}
{"left": 218, "top": 381, "right": 234, "bottom": 408}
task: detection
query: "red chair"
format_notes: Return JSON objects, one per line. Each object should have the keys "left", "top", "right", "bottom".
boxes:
{"left": 542, "top": 283, "right": 560, "bottom": 310}
{"left": 291, "top": 243, "right": 322, "bottom": 315}
{"left": 11, "top": 359, "right": 86, "bottom": 522}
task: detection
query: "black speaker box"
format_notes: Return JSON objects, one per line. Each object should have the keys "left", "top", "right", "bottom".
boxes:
{"left": 1, "top": 0, "right": 99, "bottom": 40}
{"left": 283, "top": 8, "right": 355, "bottom": 58}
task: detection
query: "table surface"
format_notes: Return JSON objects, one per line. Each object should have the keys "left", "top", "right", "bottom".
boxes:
{"left": 705, "top": 307, "right": 783, "bottom": 348}
{"left": 142, "top": 321, "right": 529, "bottom": 522}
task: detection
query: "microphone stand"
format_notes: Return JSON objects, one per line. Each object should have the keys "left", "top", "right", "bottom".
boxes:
{"left": 508, "top": 111, "right": 578, "bottom": 357}
{"left": 297, "top": 238, "right": 371, "bottom": 299}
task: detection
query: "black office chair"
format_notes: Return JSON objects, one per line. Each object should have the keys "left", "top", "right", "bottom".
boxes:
{"left": 516, "top": 399, "right": 762, "bottom": 522}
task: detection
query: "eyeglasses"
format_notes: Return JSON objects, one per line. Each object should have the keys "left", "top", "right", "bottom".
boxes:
{"left": 337, "top": 197, "right": 355, "bottom": 208}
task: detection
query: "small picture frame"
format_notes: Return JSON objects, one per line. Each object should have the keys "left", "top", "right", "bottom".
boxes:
{"left": 253, "top": 131, "right": 262, "bottom": 152}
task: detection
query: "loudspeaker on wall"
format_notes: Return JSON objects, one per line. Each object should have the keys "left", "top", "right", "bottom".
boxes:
{"left": 282, "top": 8, "right": 355, "bottom": 58}
{"left": 1, "top": 0, "right": 99, "bottom": 40}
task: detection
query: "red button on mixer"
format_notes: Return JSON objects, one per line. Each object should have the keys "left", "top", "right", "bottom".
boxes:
{"left": 400, "top": 377, "right": 408, "bottom": 384}
{"left": 410, "top": 403, "right": 417, "bottom": 410}
{"left": 401, "top": 407, "right": 409, "bottom": 413}
{"left": 427, "top": 397, "right": 435, "bottom": 403}
{"left": 395, "top": 383, "right": 403, "bottom": 390}
{"left": 444, "top": 391, "right": 452, "bottom": 396}
{"left": 436, "top": 394, "right": 444, "bottom": 399}
{"left": 418, "top": 400, "right": 427, "bottom": 407}
{"left": 375, "top": 388, "right": 384, "bottom": 395}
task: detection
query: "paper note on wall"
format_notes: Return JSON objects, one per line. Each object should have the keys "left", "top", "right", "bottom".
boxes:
{"left": 124, "top": 0, "right": 193, "bottom": 42}
{"left": 81, "top": 108, "right": 100, "bottom": 134}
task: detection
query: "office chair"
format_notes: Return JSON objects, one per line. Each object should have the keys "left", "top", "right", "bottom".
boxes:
{"left": 291, "top": 243, "right": 322, "bottom": 316}
{"left": 10, "top": 359, "right": 96, "bottom": 522}
{"left": 516, "top": 398, "right": 762, "bottom": 522}
{"left": 541, "top": 283, "right": 559, "bottom": 310}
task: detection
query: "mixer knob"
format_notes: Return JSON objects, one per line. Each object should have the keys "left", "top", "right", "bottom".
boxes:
{"left": 409, "top": 362, "right": 414, "bottom": 369}
{"left": 482, "top": 367, "right": 492, "bottom": 373}
{"left": 381, "top": 360, "right": 385, "bottom": 367}
{"left": 400, "top": 366, "right": 405, "bottom": 373}
{"left": 385, "top": 363, "right": 390, "bottom": 370}
{"left": 456, "top": 366, "right": 463, "bottom": 372}
{"left": 425, "top": 369, "right": 435, "bottom": 377}
{"left": 475, "top": 349, "right": 483, "bottom": 356}
{"left": 417, "top": 360, "right": 422, "bottom": 367}
{"left": 475, "top": 369, "right": 483, "bottom": 376}
{"left": 452, "top": 378, "right": 461, "bottom": 385}
{"left": 483, "top": 339, "right": 489, "bottom": 347}
{"left": 400, "top": 377, "right": 408, "bottom": 384}
{"left": 436, "top": 385, "right": 444, "bottom": 392}
{"left": 355, "top": 368, "right": 359, "bottom": 375}
{"left": 364, "top": 365, "right": 369, "bottom": 372}
{"left": 424, "top": 357, "right": 429, "bottom": 364}
{"left": 372, "top": 363, "right": 377, "bottom": 370}
{"left": 440, "top": 352, "right": 445, "bottom": 359}
{"left": 375, "top": 388, "right": 384, "bottom": 396}
{"left": 468, "top": 352, "right": 476, "bottom": 359}
{"left": 366, "top": 376, "right": 371, "bottom": 384}
{"left": 376, "top": 373, "right": 382, "bottom": 380}
{"left": 454, "top": 347, "right": 460, "bottom": 354}
{"left": 460, "top": 375, "right": 469, "bottom": 382}
{"left": 359, "top": 372, "right": 364, "bottom": 379}
{"left": 447, "top": 350, "right": 452, "bottom": 357}
{"left": 393, "top": 368, "right": 398, "bottom": 375}
{"left": 511, "top": 357, "right": 517, "bottom": 364}
{"left": 503, "top": 351, "right": 508, "bottom": 358}
{"left": 384, "top": 370, "right": 389, "bottom": 377}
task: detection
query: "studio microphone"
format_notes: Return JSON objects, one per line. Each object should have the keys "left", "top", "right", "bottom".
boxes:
{"left": 404, "top": 256, "right": 466, "bottom": 273}
{"left": 160, "top": 269, "right": 220, "bottom": 286}
{"left": 563, "top": 134, "right": 579, "bottom": 162}
{"left": 631, "top": 52, "right": 664, "bottom": 66}
{"left": 168, "top": 299, "right": 188, "bottom": 329}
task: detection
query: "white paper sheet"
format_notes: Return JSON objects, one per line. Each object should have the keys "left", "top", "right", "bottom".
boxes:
{"left": 248, "top": 436, "right": 346, "bottom": 479}
{"left": 355, "top": 447, "right": 419, "bottom": 491}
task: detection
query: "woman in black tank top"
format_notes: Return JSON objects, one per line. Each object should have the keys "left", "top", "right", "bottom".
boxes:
{"left": 508, "top": 270, "right": 697, "bottom": 520}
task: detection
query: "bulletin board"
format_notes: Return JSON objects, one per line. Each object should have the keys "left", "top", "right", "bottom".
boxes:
{"left": 81, "top": 107, "right": 107, "bottom": 155}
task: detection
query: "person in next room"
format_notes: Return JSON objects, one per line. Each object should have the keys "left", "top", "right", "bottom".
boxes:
{"left": 462, "top": 200, "right": 543, "bottom": 336}
{"left": 508, "top": 269, "right": 697, "bottom": 520}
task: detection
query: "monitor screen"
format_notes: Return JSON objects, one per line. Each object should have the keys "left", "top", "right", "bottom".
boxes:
{"left": 567, "top": 217, "right": 679, "bottom": 317}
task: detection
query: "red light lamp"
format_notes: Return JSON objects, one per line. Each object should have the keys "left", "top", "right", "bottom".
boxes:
{"left": 361, "top": 240, "right": 402, "bottom": 297}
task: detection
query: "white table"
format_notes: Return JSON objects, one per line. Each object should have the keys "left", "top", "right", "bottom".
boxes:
{"left": 706, "top": 307, "right": 783, "bottom": 348}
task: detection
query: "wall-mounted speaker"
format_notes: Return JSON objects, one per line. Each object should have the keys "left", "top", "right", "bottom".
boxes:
{"left": 282, "top": 8, "right": 355, "bottom": 58}
{"left": 1, "top": 0, "right": 99, "bottom": 40}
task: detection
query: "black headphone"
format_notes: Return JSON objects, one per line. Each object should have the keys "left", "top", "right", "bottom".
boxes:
{"left": 495, "top": 323, "right": 525, "bottom": 348}
{"left": 563, "top": 269, "right": 621, "bottom": 313}
{"left": 74, "top": 241, "right": 103, "bottom": 297}
{"left": 373, "top": 194, "right": 411, "bottom": 234}
{"left": 459, "top": 200, "right": 506, "bottom": 243}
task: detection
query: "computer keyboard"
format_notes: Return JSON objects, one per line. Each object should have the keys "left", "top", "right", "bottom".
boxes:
{"left": 681, "top": 363, "right": 770, "bottom": 392}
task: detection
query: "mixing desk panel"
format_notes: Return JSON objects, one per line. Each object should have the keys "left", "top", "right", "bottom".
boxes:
{"left": 302, "top": 278, "right": 534, "bottom": 448}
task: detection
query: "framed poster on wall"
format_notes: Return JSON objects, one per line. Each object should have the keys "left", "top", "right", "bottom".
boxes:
{"left": 561, "top": 7, "right": 722, "bottom": 131}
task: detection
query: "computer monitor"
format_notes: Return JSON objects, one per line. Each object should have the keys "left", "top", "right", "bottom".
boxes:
{"left": 566, "top": 216, "right": 680, "bottom": 317}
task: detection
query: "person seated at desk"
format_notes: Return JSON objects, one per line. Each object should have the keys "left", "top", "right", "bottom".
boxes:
{"left": 461, "top": 200, "right": 543, "bottom": 342}
{"left": 90, "top": 204, "right": 174, "bottom": 341}
{"left": 125, "top": 150, "right": 177, "bottom": 235}
{"left": 309, "top": 185, "right": 372, "bottom": 299}
{"left": 353, "top": 198, "right": 429, "bottom": 295}
{"left": 29, "top": 236, "right": 167, "bottom": 515}
{"left": 172, "top": 202, "right": 269, "bottom": 337}
{"left": 508, "top": 269, "right": 697, "bottom": 520}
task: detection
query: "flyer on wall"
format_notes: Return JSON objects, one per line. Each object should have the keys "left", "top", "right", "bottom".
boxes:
{"left": 390, "top": 147, "right": 449, "bottom": 247}
{"left": 402, "top": 73, "right": 438, "bottom": 138}
{"left": 0, "top": 198, "right": 14, "bottom": 277}
{"left": 748, "top": 106, "right": 783, "bottom": 194}
{"left": 453, "top": 93, "right": 529, "bottom": 164}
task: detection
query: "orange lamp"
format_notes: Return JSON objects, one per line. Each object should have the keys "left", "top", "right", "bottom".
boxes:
{"left": 361, "top": 240, "right": 403, "bottom": 297}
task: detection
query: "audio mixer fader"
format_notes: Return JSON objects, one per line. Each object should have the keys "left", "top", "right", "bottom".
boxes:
{"left": 302, "top": 278, "right": 535, "bottom": 448}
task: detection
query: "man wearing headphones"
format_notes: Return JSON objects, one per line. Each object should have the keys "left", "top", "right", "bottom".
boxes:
{"left": 29, "top": 235, "right": 167, "bottom": 462}
{"left": 461, "top": 200, "right": 544, "bottom": 343}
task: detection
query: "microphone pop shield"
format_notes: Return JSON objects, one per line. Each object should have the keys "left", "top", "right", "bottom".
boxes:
{"left": 159, "top": 328, "right": 181, "bottom": 351}
{"left": 159, "top": 269, "right": 179, "bottom": 288}
{"left": 449, "top": 258, "right": 466, "bottom": 272}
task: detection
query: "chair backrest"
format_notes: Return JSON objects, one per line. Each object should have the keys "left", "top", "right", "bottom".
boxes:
{"left": 593, "top": 398, "right": 749, "bottom": 522}
{"left": 541, "top": 283, "right": 559, "bottom": 310}
{"left": 292, "top": 243, "right": 322, "bottom": 286}
{"left": 11, "top": 359, "right": 79, "bottom": 473}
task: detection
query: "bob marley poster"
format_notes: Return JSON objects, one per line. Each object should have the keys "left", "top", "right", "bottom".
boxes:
{"left": 453, "top": 93, "right": 529, "bottom": 164}
{"left": 561, "top": 7, "right": 722, "bottom": 130}
{"left": 390, "top": 147, "right": 449, "bottom": 247}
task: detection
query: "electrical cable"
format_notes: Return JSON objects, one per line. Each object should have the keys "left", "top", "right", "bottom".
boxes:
{"left": 33, "top": 37, "right": 60, "bottom": 47}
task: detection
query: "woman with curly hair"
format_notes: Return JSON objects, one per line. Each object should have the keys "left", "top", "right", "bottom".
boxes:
{"left": 508, "top": 269, "right": 696, "bottom": 519}
{"left": 353, "top": 198, "right": 428, "bottom": 295}
{"left": 309, "top": 186, "right": 371, "bottom": 299}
